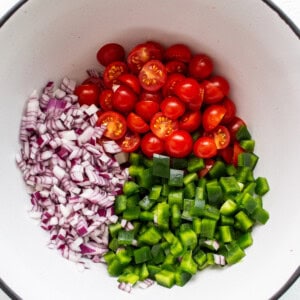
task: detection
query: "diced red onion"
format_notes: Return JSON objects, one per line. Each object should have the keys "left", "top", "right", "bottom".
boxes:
{"left": 16, "top": 78, "right": 129, "bottom": 266}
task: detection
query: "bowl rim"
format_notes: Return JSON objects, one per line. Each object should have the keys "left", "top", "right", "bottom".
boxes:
{"left": 0, "top": 0, "right": 299, "bottom": 299}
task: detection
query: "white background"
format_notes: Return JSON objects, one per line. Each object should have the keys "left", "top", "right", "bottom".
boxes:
{"left": 0, "top": 0, "right": 299, "bottom": 299}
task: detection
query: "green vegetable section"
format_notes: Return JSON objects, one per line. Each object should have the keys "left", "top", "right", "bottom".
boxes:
{"left": 105, "top": 153, "right": 270, "bottom": 289}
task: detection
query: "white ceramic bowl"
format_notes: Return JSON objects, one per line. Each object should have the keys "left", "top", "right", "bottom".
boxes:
{"left": 0, "top": 1, "right": 299, "bottom": 299}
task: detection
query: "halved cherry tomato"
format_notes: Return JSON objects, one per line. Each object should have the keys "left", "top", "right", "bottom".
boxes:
{"left": 135, "top": 100, "right": 160, "bottom": 122}
{"left": 188, "top": 54, "right": 214, "bottom": 80}
{"left": 139, "top": 60, "right": 167, "bottom": 92}
{"left": 202, "top": 104, "right": 227, "bottom": 131}
{"left": 112, "top": 85, "right": 137, "bottom": 114}
{"left": 198, "top": 159, "right": 215, "bottom": 177}
{"left": 127, "top": 41, "right": 164, "bottom": 74}
{"left": 162, "top": 73, "right": 185, "bottom": 97}
{"left": 160, "top": 96, "right": 186, "bottom": 120}
{"left": 82, "top": 76, "right": 104, "bottom": 90}
{"left": 164, "top": 44, "right": 192, "bottom": 63}
{"left": 179, "top": 110, "right": 202, "bottom": 132}
{"left": 187, "top": 83, "right": 204, "bottom": 111}
{"left": 103, "top": 61, "right": 127, "bottom": 88}
{"left": 164, "top": 130, "right": 193, "bottom": 158}
{"left": 211, "top": 125, "right": 230, "bottom": 149}
{"left": 140, "top": 91, "right": 163, "bottom": 103}
{"left": 219, "top": 146, "right": 233, "bottom": 164}
{"left": 118, "top": 131, "right": 141, "bottom": 152}
{"left": 96, "top": 43, "right": 125, "bottom": 66}
{"left": 165, "top": 60, "right": 187, "bottom": 74}
{"left": 174, "top": 78, "right": 201, "bottom": 103}
{"left": 193, "top": 136, "right": 217, "bottom": 158}
{"left": 203, "top": 75, "right": 230, "bottom": 104}
{"left": 99, "top": 89, "right": 113, "bottom": 111}
{"left": 150, "top": 112, "right": 179, "bottom": 139}
{"left": 220, "top": 98, "right": 236, "bottom": 124}
{"left": 118, "top": 74, "right": 141, "bottom": 94}
{"left": 228, "top": 116, "right": 246, "bottom": 141}
{"left": 232, "top": 141, "right": 245, "bottom": 166}
{"left": 126, "top": 112, "right": 150, "bottom": 133}
{"left": 141, "top": 132, "right": 165, "bottom": 158}
{"left": 96, "top": 111, "right": 127, "bottom": 140}
{"left": 75, "top": 84, "right": 99, "bottom": 106}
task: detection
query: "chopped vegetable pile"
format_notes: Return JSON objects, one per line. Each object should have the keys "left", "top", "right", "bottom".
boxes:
{"left": 16, "top": 41, "right": 270, "bottom": 292}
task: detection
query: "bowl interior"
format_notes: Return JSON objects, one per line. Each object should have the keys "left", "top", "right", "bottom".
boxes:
{"left": 0, "top": 0, "right": 299, "bottom": 299}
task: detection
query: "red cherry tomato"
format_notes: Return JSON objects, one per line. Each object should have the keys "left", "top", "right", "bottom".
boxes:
{"left": 165, "top": 60, "right": 187, "bottom": 74}
{"left": 82, "top": 76, "right": 105, "bottom": 90}
{"left": 140, "top": 91, "right": 163, "bottom": 103}
{"left": 160, "top": 96, "right": 186, "bottom": 120}
{"left": 75, "top": 84, "right": 99, "bottom": 106}
{"left": 150, "top": 112, "right": 179, "bottom": 139}
{"left": 127, "top": 42, "right": 164, "bottom": 74}
{"left": 228, "top": 116, "right": 246, "bottom": 141}
{"left": 164, "top": 44, "right": 192, "bottom": 63}
{"left": 103, "top": 61, "right": 127, "bottom": 88}
{"left": 202, "top": 104, "right": 227, "bottom": 131}
{"left": 211, "top": 125, "right": 231, "bottom": 149}
{"left": 219, "top": 146, "right": 233, "bottom": 164}
{"left": 141, "top": 132, "right": 165, "bottom": 158}
{"left": 174, "top": 78, "right": 201, "bottom": 103}
{"left": 112, "top": 85, "right": 137, "bottom": 114}
{"left": 193, "top": 136, "right": 217, "bottom": 158}
{"left": 118, "top": 73, "right": 141, "bottom": 94}
{"left": 188, "top": 54, "right": 214, "bottom": 80}
{"left": 126, "top": 112, "right": 150, "bottom": 133}
{"left": 232, "top": 141, "right": 245, "bottom": 166}
{"left": 198, "top": 159, "right": 215, "bottom": 177}
{"left": 164, "top": 130, "right": 193, "bottom": 158}
{"left": 135, "top": 100, "right": 160, "bottom": 122}
{"left": 179, "top": 110, "right": 202, "bottom": 132}
{"left": 139, "top": 60, "right": 167, "bottom": 92}
{"left": 186, "top": 83, "right": 204, "bottom": 111}
{"left": 96, "top": 111, "right": 127, "bottom": 140}
{"left": 118, "top": 131, "right": 141, "bottom": 153}
{"left": 203, "top": 75, "right": 230, "bottom": 104}
{"left": 96, "top": 43, "right": 125, "bottom": 66}
{"left": 221, "top": 98, "right": 236, "bottom": 124}
{"left": 162, "top": 73, "right": 185, "bottom": 97}
{"left": 99, "top": 89, "right": 113, "bottom": 111}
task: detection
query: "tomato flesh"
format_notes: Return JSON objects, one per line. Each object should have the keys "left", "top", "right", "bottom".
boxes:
{"left": 212, "top": 125, "right": 230, "bottom": 149}
{"left": 97, "top": 111, "right": 127, "bottom": 140}
{"left": 164, "top": 130, "right": 193, "bottom": 158}
{"left": 99, "top": 89, "right": 113, "bottom": 111}
{"left": 139, "top": 60, "right": 167, "bottom": 92}
{"left": 103, "top": 61, "right": 127, "bottom": 88}
{"left": 118, "top": 131, "right": 141, "bottom": 152}
{"left": 150, "top": 112, "right": 179, "bottom": 139}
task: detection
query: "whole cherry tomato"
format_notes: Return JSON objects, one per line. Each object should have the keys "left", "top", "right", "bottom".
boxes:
{"left": 164, "top": 130, "right": 193, "bottom": 158}
{"left": 193, "top": 136, "right": 217, "bottom": 158}
{"left": 188, "top": 54, "right": 214, "bottom": 80}
{"left": 165, "top": 60, "right": 187, "bottom": 74}
{"left": 118, "top": 73, "right": 141, "bottom": 94}
{"left": 141, "top": 132, "right": 165, "bottom": 158}
{"left": 164, "top": 44, "right": 192, "bottom": 63}
{"left": 179, "top": 110, "right": 202, "bottom": 132}
{"left": 96, "top": 43, "right": 125, "bottom": 66}
{"left": 174, "top": 78, "right": 201, "bottom": 103}
{"left": 75, "top": 84, "right": 99, "bottom": 106}
{"left": 112, "top": 85, "right": 137, "bottom": 114}
{"left": 203, "top": 75, "right": 230, "bottom": 104}
{"left": 135, "top": 100, "right": 160, "bottom": 122}
{"left": 202, "top": 104, "right": 227, "bottom": 131}
{"left": 160, "top": 96, "right": 186, "bottom": 120}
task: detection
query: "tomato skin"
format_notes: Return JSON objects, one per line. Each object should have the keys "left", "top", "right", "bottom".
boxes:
{"left": 141, "top": 132, "right": 165, "bottom": 158}
{"left": 211, "top": 125, "right": 230, "bottom": 149}
{"left": 174, "top": 78, "right": 201, "bottom": 103}
{"left": 162, "top": 73, "right": 185, "bottom": 97}
{"left": 164, "top": 44, "right": 192, "bottom": 63}
{"left": 140, "top": 91, "right": 162, "bottom": 103}
{"left": 164, "top": 130, "right": 193, "bottom": 158}
{"left": 126, "top": 112, "right": 150, "bottom": 133}
{"left": 99, "top": 89, "right": 113, "bottom": 111}
{"left": 96, "top": 43, "right": 125, "bottom": 66}
{"left": 135, "top": 100, "right": 160, "bottom": 122}
{"left": 139, "top": 60, "right": 167, "bottom": 92}
{"left": 232, "top": 141, "right": 245, "bottom": 166}
{"left": 165, "top": 60, "right": 187, "bottom": 74}
{"left": 103, "top": 61, "right": 127, "bottom": 88}
{"left": 96, "top": 111, "right": 127, "bottom": 140}
{"left": 160, "top": 96, "right": 186, "bottom": 120}
{"left": 118, "top": 131, "right": 141, "bottom": 153}
{"left": 203, "top": 75, "right": 230, "bottom": 104}
{"left": 118, "top": 74, "right": 141, "bottom": 94}
{"left": 228, "top": 116, "right": 246, "bottom": 141}
{"left": 202, "top": 104, "right": 227, "bottom": 132}
{"left": 75, "top": 84, "right": 99, "bottom": 106}
{"left": 179, "top": 110, "right": 202, "bottom": 132}
{"left": 186, "top": 83, "right": 204, "bottom": 111}
{"left": 198, "top": 159, "right": 215, "bottom": 177}
{"left": 112, "top": 85, "right": 137, "bottom": 114}
{"left": 219, "top": 146, "right": 233, "bottom": 164}
{"left": 193, "top": 136, "right": 217, "bottom": 158}
{"left": 188, "top": 54, "right": 214, "bottom": 80}
{"left": 220, "top": 98, "right": 236, "bottom": 124}
{"left": 127, "top": 42, "right": 164, "bottom": 74}
{"left": 82, "top": 76, "right": 105, "bottom": 90}
{"left": 150, "top": 112, "right": 179, "bottom": 139}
